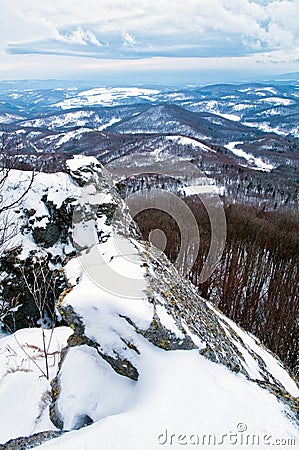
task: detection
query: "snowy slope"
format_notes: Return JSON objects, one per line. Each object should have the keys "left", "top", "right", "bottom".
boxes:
{"left": 225, "top": 141, "right": 274, "bottom": 171}
{"left": 0, "top": 327, "right": 72, "bottom": 444}
{"left": 48, "top": 158, "right": 299, "bottom": 448}
{"left": 0, "top": 156, "right": 298, "bottom": 449}
{"left": 38, "top": 350, "right": 298, "bottom": 450}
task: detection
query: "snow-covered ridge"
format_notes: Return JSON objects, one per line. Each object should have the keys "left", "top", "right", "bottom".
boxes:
{"left": 0, "top": 156, "right": 298, "bottom": 449}
{"left": 46, "top": 157, "right": 299, "bottom": 448}
{"left": 21, "top": 110, "right": 96, "bottom": 129}
{"left": 0, "top": 113, "right": 25, "bottom": 124}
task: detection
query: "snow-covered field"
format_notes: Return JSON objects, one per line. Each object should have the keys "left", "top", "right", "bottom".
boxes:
{"left": 225, "top": 141, "right": 274, "bottom": 171}
{"left": 97, "top": 117, "right": 121, "bottom": 130}
{"left": 0, "top": 113, "right": 24, "bottom": 123}
{"left": 55, "top": 87, "right": 160, "bottom": 109}
{"left": 258, "top": 97, "right": 294, "bottom": 106}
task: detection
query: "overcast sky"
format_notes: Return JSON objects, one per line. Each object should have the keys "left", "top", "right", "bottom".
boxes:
{"left": 0, "top": 0, "right": 298, "bottom": 84}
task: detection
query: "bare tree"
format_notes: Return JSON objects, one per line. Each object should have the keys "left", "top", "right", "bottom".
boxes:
{"left": 0, "top": 149, "right": 34, "bottom": 252}
{"left": 0, "top": 133, "right": 35, "bottom": 324}
{"left": 19, "top": 257, "right": 58, "bottom": 379}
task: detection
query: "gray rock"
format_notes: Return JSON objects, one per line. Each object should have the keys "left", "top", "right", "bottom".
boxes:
{"left": 0, "top": 431, "right": 64, "bottom": 450}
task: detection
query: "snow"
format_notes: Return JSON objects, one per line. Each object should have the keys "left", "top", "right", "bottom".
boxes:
{"left": 217, "top": 113, "right": 241, "bottom": 121}
{"left": 288, "top": 126, "right": 299, "bottom": 138}
{"left": 39, "top": 200, "right": 299, "bottom": 449}
{"left": 63, "top": 240, "right": 153, "bottom": 348}
{"left": 0, "top": 330, "right": 8, "bottom": 339}
{"left": 0, "top": 113, "right": 23, "bottom": 123}
{"left": 56, "top": 344, "right": 135, "bottom": 430}
{"left": 238, "top": 88, "right": 252, "bottom": 93}
{"left": 32, "top": 128, "right": 95, "bottom": 149}
{"left": 0, "top": 327, "right": 72, "bottom": 443}
{"left": 0, "top": 372, "right": 53, "bottom": 443}
{"left": 257, "top": 87, "right": 278, "bottom": 95}
{"left": 97, "top": 117, "right": 121, "bottom": 131}
{"left": 232, "top": 103, "right": 252, "bottom": 111}
{"left": 198, "top": 101, "right": 243, "bottom": 121}
{"left": 258, "top": 97, "right": 294, "bottom": 106}
{"left": 207, "top": 303, "right": 299, "bottom": 398}
{"left": 225, "top": 141, "right": 274, "bottom": 171}
{"left": 166, "top": 135, "right": 215, "bottom": 152}
{"left": 220, "top": 321, "right": 264, "bottom": 381}
{"left": 156, "top": 304, "right": 185, "bottom": 339}
{"left": 55, "top": 87, "right": 160, "bottom": 109}
{"left": 165, "top": 93, "right": 189, "bottom": 101}
{"left": 238, "top": 87, "right": 278, "bottom": 96}
{"left": 1, "top": 169, "right": 80, "bottom": 214}
{"left": 181, "top": 320, "right": 206, "bottom": 350}
{"left": 66, "top": 154, "right": 100, "bottom": 172}
{"left": 0, "top": 327, "right": 72, "bottom": 385}
{"left": 258, "top": 108, "right": 281, "bottom": 116}
{"left": 0, "top": 284, "right": 298, "bottom": 448}
{"left": 21, "top": 110, "right": 95, "bottom": 129}
{"left": 203, "top": 100, "right": 219, "bottom": 111}
{"left": 8, "top": 93, "right": 22, "bottom": 100}
{"left": 221, "top": 316, "right": 299, "bottom": 398}
{"left": 56, "top": 128, "right": 93, "bottom": 145}
{"left": 1, "top": 156, "right": 298, "bottom": 449}
{"left": 183, "top": 185, "right": 220, "bottom": 195}
{"left": 0, "top": 168, "right": 82, "bottom": 259}
{"left": 243, "top": 121, "right": 296, "bottom": 137}
{"left": 38, "top": 345, "right": 299, "bottom": 450}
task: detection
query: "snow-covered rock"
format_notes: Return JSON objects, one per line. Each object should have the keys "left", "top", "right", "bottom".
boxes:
{"left": 47, "top": 157, "right": 298, "bottom": 447}
{"left": 0, "top": 156, "right": 298, "bottom": 449}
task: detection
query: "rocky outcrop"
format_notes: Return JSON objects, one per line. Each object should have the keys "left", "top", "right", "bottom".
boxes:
{"left": 0, "top": 249, "right": 67, "bottom": 331}
{"left": 0, "top": 170, "right": 81, "bottom": 330}
{"left": 1, "top": 156, "right": 297, "bottom": 443}
{"left": 48, "top": 156, "right": 299, "bottom": 432}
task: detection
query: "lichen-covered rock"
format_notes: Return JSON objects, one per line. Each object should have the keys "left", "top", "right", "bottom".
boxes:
{"left": 0, "top": 431, "right": 64, "bottom": 450}
{"left": 123, "top": 313, "right": 196, "bottom": 351}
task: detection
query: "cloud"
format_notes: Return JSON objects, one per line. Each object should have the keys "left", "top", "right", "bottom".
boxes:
{"left": 6, "top": 28, "right": 263, "bottom": 59}
{"left": 59, "top": 27, "right": 102, "bottom": 47}
{"left": 122, "top": 32, "right": 136, "bottom": 46}
{"left": 1, "top": 0, "right": 299, "bottom": 74}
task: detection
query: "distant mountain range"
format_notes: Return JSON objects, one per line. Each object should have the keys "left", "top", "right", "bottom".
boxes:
{"left": 0, "top": 80, "right": 298, "bottom": 208}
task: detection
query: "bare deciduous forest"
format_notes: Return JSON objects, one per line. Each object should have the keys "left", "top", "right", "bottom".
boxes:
{"left": 136, "top": 200, "right": 299, "bottom": 376}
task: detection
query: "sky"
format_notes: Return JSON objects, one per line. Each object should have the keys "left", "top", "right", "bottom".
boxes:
{"left": 0, "top": 0, "right": 298, "bottom": 84}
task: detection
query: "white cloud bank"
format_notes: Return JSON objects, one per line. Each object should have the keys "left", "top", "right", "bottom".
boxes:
{"left": 0, "top": 0, "right": 298, "bottom": 80}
